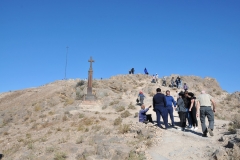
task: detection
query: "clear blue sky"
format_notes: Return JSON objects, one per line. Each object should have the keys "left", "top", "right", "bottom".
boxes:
{"left": 1, "top": 0, "right": 240, "bottom": 93}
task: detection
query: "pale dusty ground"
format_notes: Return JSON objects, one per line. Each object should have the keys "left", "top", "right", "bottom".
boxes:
{"left": 0, "top": 74, "right": 238, "bottom": 160}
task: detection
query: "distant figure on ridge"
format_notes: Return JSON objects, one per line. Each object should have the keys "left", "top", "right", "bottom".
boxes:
{"left": 178, "top": 77, "right": 182, "bottom": 89}
{"left": 196, "top": 91, "right": 216, "bottom": 137}
{"left": 152, "top": 74, "right": 156, "bottom": 83}
{"left": 171, "top": 77, "right": 175, "bottom": 88}
{"left": 153, "top": 88, "right": 168, "bottom": 129}
{"left": 155, "top": 73, "right": 159, "bottom": 83}
{"left": 165, "top": 90, "right": 177, "bottom": 127}
{"left": 162, "top": 76, "right": 167, "bottom": 86}
{"left": 139, "top": 104, "right": 153, "bottom": 123}
{"left": 131, "top": 68, "right": 135, "bottom": 74}
{"left": 138, "top": 91, "right": 145, "bottom": 105}
{"left": 144, "top": 68, "right": 149, "bottom": 75}
{"left": 183, "top": 83, "right": 188, "bottom": 91}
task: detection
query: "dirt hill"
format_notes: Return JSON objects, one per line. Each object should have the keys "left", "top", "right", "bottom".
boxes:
{"left": 0, "top": 74, "right": 240, "bottom": 160}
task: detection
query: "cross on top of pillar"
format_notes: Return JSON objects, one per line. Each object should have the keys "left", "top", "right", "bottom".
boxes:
{"left": 88, "top": 56, "right": 94, "bottom": 70}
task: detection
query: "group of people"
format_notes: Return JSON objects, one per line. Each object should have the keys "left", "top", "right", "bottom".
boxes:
{"left": 139, "top": 88, "right": 216, "bottom": 137}
{"left": 170, "top": 76, "right": 182, "bottom": 89}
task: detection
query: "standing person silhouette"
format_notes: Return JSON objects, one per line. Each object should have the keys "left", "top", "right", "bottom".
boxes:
{"left": 153, "top": 88, "right": 168, "bottom": 129}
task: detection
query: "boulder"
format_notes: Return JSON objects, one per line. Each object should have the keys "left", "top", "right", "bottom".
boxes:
{"left": 213, "top": 148, "right": 227, "bottom": 160}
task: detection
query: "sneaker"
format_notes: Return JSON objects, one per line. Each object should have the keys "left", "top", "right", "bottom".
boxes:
{"left": 208, "top": 128, "right": 214, "bottom": 136}
{"left": 194, "top": 127, "right": 198, "bottom": 130}
{"left": 178, "top": 127, "right": 183, "bottom": 131}
{"left": 191, "top": 127, "right": 195, "bottom": 130}
{"left": 187, "top": 125, "right": 192, "bottom": 129}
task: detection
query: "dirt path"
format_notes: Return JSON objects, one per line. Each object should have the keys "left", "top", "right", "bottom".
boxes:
{"left": 142, "top": 91, "right": 230, "bottom": 160}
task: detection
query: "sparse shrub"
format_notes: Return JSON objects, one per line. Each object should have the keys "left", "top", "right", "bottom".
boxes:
{"left": 114, "top": 117, "right": 122, "bottom": 125}
{"left": 104, "top": 128, "right": 110, "bottom": 135}
{"left": 34, "top": 104, "right": 42, "bottom": 112}
{"left": 27, "top": 142, "right": 34, "bottom": 150}
{"left": 76, "top": 80, "right": 85, "bottom": 88}
{"left": 54, "top": 152, "right": 67, "bottom": 160}
{"left": 56, "top": 127, "right": 62, "bottom": 132}
{"left": 26, "top": 133, "right": 31, "bottom": 139}
{"left": 3, "top": 132, "right": 9, "bottom": 135}
{"left": 149, "top": 92, "right": 155, "bottom": 97}
{"left": 99, "top": 116, "right": 107, "bottom": 121}
{"left": 102, "top": 105, "right": 107, "bottom": 110}
{"left": 128, "top": 150, "right": 146, "bottom": 160}
{"left": 46, "top": 146, "right": 55, "bottom": 153}
{"left": 128, "top": 103, "right": 136, "bottom": 109}
{"left": 79, "top": 113, "right": 85, "bottom": 118}
{"left": 95, "top": 111, "right": 99, "bottom": 114}
{"left": 145, "top": 139, "right": 152, "bottom": 148}
{"left": 62, "top": 115, "right": 67, "bottom": 121}
{"left": 228, "top": 115, "right": 240, "bottom": 133}
{"left": 216, "top": 91, "right": 221, "bottom": 95}
{"left": 115, "top": 106, "right": 125, "bottom": 112}
{"left": 92, "top": 125, "right": 102, "bottom": 131}
{"left": 118, "top": 124, "right": 130, "bottom": 134}
{"left": 85, "top": 128, "right": 89, "bottom": 132}
{"left": 80, "top": 117, "right": 94, "bottom": 126}
{"left": 134, "top": 112, "right": 138, "bottom": 118}
{"left": 48, "top": 111, "right": 54, "bottom": 115}
{"left": 76, "top": 136, "right": 83, "bottom": 144}
{"left": 225, "top": 95, "right": 232, "bottom": 101}
{"left": 121, "top": 110, "right": 132, "bottom": 118}
{"left": 110, "top": 100, "right": 119, "bottom": 106}
{"left": 64, "top": 98, "right": 74, "bottom": 106}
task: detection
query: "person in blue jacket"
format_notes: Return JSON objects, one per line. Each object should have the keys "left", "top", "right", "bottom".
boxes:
{"left": 144, "top": 68, "right": 149, "bottom": 75}
{"left": 165, "top": 90, "right": 177, "bottom": 127}
{"left": 139, "top": 104, "right": 152, "bottom": 123}
{"left": 153, "top": 88, "right": 168, "bottom": 129}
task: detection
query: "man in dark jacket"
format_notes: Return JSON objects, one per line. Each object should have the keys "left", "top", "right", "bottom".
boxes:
{"left": 153, "top": 88, "right": 168, "bottom": 129}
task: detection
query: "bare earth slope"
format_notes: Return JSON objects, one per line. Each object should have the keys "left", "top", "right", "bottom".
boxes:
{"left": 0, "top": 74, "right": 240, "bottom": 160}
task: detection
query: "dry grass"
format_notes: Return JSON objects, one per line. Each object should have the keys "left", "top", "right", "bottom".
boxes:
{"left": 228, "top": 115, "right": 240, "bottom": 133}
{"left": 114, "top": 117, "right": 122, "bottom": 125}
{"left": 79, "top": 113, "right": 85, "bottom": 118}
{"left": 76, "top": 136, "right": 83, "bottom": 144}
{"left": 118, "top": 124, "right": 130, "bottom": 134}
{"left": 99, "top": 116, "right": 107, "bottom": 121}
{"left": 46, "top": 146, "right": 55, "bottom": 153}
{"left": 64, "top": 98, "right": 74, "bottom": 106}
{"left": 128, "top": 103, "right": 136, "bottom": 109}
{"left": 121, "top": 110, "right": 132, "bottom": 118}
{"left": 115, "top": 106, "right": 125, "bottom": 112}
{"left": 110, "top": 100, "right": 119, "bottom": 106}
{"left": 54, "top": 152, "right": 67, "bottom": 160}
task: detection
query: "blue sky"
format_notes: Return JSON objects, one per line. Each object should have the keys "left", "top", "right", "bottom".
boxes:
{"left": 0, "top": 0, "right": 240, "bottom": 93}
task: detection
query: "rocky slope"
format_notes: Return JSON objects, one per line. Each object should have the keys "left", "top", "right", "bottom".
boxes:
{"left": 0, "top": 74, "right": 240, "bottom": 160}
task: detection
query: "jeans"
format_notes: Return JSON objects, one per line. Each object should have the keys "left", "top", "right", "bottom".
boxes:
{"left": 186, "top": 109, "right": 193, "bottom": 127}
{"left": 200, "top": 106, "right": 214, "bottom": 134}
{"left": 140, "top": 97, "right": 144, "bottom": 104}
{"left": 167, "top": 107, "right": 174, "bottom": 125}
{"left": 155, "top": 107, "right": 168, "bottom": 128}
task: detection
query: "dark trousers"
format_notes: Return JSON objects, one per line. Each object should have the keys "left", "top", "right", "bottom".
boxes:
{"left": 191, "top": 106, "right": 198, "bottom": 127}
{"left": 167, "top": 107, "right": 174, "bottom": 125}
{"left": 200, "top": 106, "right": 214, "bottom": 134}
{"left": 155, "top": 107, "right": 168, "bottom": 128}
{"left": 145, "top": 114, "right": 153, "bottom": 123}
{"left": 178, "top": 112, "right": 187, "bottom": 128}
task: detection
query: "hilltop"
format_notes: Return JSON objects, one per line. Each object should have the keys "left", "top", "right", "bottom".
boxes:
{"left": 0, "top": 74, "right": 240, "bottom": 160}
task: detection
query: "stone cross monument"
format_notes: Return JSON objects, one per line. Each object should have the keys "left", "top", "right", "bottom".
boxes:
{"left": 85, "top": 56, "right": 96, "bottom": 101}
